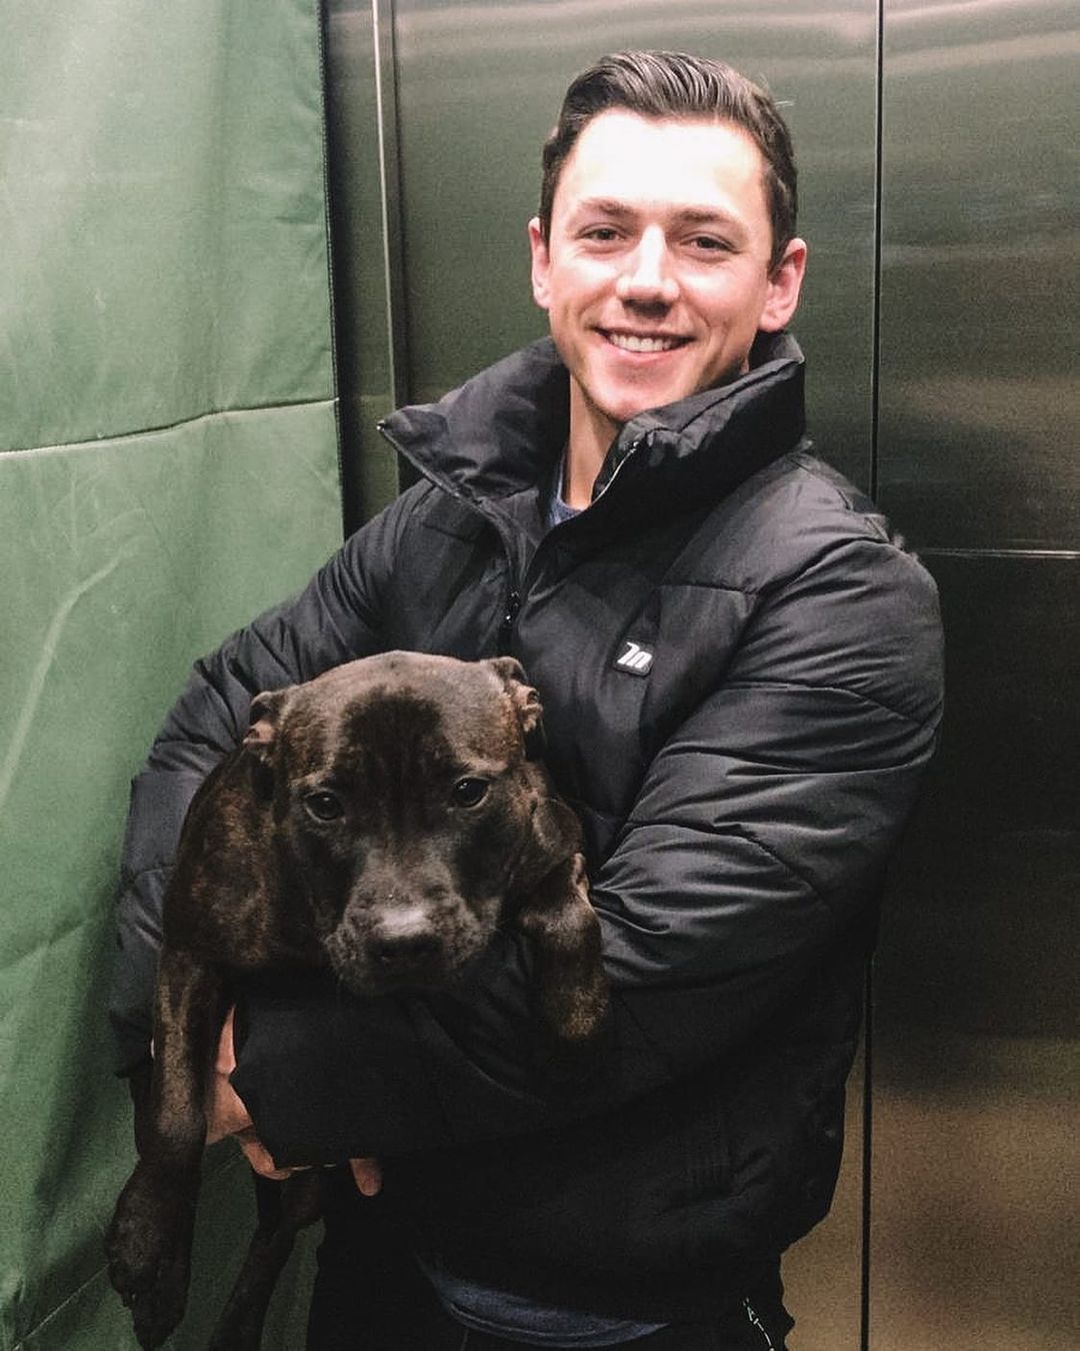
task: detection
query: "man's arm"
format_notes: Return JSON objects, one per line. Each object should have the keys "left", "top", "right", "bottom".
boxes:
{"left": 228, "top": 533, "right": 944, "bottom": 1166}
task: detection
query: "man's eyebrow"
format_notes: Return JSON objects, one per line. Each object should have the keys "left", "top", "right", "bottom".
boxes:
{"left": 569, "top": 198, "right": 746, "bottom": 231}
{"left": 568, "top": 198, "right": 637, "bottom": 220}
{"left": 673, "top": 207, "right": 744, "bottom": 229}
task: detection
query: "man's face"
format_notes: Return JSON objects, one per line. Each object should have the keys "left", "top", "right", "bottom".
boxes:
{"left": 529, "top": 111, "right": 806, "bottom": 449}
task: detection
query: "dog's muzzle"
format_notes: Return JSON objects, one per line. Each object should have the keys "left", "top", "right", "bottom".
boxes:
{"left": 325, "top": 889, "right": 489, "bottom": 993}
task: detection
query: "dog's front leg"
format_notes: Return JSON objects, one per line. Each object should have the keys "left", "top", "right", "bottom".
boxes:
{"left": 516, "top": 851, "right": 609, "bottom": 1049}
{"left": 106, "top": 949, "right": 229, "bottom": 1350}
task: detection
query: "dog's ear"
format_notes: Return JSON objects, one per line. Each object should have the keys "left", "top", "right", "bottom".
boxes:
{"left": 508, "top": 796, "right": 582, "bottom": 897}
{"left": 486, "top": 656, "right": 546, "bottom": 760}
{"left": 244, "top": 688, "right": 289, "bottom": 750}
{"left": 243, "top": 688, "right": 290, "bottom": 800}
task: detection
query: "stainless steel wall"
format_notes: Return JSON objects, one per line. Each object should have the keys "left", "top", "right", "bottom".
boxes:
{"left": 323, "top": 3, "right": 1079, "bottom": 1348}
{"left": 872, "top": 3, "right": 1079, "bottom": 1349}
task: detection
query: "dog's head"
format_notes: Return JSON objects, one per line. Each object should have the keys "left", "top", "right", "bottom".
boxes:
{"left": 242, "top": 653, "right": 577, "bottom": 994}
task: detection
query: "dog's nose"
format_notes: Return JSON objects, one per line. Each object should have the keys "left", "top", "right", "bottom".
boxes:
{"left": 369, "top": 931, "right": 443, "bottom": 970}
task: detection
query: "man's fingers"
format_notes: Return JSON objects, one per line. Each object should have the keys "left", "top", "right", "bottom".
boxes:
{"left": 236, "top": 1128, "right": 297, "bottom": 1181}
{"left": 205, "top": 1005, "right": 253, "bottom": 1144}
{"left": 207, "top": 1006, "right": 374, "bottom": 1191}
{"left": 349, "top": 1157, "right": 382, "bottom": 1196}
{"left": 215, "top": 1005, "right": 238, "bottom": 1075}
{"left": 235, "top": 1133, "right": 377, "bottom": 1192}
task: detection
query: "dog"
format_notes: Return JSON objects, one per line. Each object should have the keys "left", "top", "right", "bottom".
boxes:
{"left": 105, "top": 652, "right": 608, "bottom": 1350}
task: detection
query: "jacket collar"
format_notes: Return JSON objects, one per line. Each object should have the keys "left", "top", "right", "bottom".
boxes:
{"left": 379, "top": 331, "right": 806, "bottom": 514}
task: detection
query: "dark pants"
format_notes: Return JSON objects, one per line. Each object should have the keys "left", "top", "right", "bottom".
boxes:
{"left": 307, "top": 1174, "right": 792, "bottom": 1351}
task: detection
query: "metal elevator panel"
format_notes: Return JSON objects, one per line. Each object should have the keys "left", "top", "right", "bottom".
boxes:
{"left": 325, "top": 0, "right": 405, "bottom": 528}
{"left": 872, "top": 554, "right": 1079, "bottom": 1351}
{"left": 876, "top": 0, "right": 1080, "bottom": 552}
{"left": 872, "top": 1, "right": 1080, "bottom": 1346}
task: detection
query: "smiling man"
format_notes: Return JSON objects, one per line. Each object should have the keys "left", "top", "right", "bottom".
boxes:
{"left": 529, "top": 107, "right": 805, "bottom": 506}
{"left": 111, "top": 52, "right": 943, "bottom": 1351}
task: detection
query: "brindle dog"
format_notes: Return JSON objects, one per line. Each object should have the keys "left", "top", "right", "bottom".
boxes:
{"left": 106, "top": 652, "right": 607, "bottom": 1350}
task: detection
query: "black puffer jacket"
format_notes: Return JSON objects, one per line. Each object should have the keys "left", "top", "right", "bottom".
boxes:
{"left": 110, "top": 332, "right": 943, "bottom": 1318}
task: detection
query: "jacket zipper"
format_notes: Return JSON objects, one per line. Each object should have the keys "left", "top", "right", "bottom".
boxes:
{"left": 743, "top": 1297, "right": 777, "bottom": 1349}
{"left": 506, "top": 432, "right": 650, "bottom": 638}
{"left": 498, "top": 590, "right": 521, "bottom": 654}
{"left": 377, "top": 419, "right": 649, "bottom": 656}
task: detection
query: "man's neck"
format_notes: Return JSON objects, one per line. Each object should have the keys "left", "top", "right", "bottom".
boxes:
{"left": 564, "top": 386, "right": 621, "bottom": 509}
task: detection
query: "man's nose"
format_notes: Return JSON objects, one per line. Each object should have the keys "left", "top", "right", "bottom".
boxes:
{"left": 615, "top": 227, "right": 679, "bottom": 306}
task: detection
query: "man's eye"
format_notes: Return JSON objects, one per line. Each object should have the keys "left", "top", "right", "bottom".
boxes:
{"left": 583, "top": 227, "right": 620, "bottom": 243}
{"left": 452, "top": 778, "right": 489, "bottom": 808}
{"left": 689, "top": 235, "right": 731, "bottom": 253}
{"left": 304, "top": 790, "right": 345, "bottom": 821}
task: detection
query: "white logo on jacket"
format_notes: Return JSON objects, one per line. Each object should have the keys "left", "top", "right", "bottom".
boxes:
{"left": 615, "top": 640, "right": 654, "bottom": 675}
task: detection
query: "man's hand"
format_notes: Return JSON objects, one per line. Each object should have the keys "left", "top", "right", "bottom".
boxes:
{"left": 206, "top": 1006, "right": 382, "bottom": 1195}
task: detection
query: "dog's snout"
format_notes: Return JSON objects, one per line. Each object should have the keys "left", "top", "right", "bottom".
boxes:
{"left": 369, "top": 930, "right": 443, "bottom": 969}
{"left": 328, "top": 864, "right": 498, "bottom": 993}
{"left": 358, "top": 897, "right": 450, "bottom": 979}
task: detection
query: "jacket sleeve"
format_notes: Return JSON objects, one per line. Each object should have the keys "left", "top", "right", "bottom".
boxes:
{"left": 590, "top": 535, "right": 943, "bottom": 1072}
{"left": 107, "top": 495, "right": 413, "bottom": 1074}
{"left": 229, "top": 534, "right": 944, "bottom": 1166}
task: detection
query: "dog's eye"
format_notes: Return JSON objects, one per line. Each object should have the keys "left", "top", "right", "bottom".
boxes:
{"left": 452, "top": 777, "right": 489, "bottom": 808}
{"left": 304, "top": 790, "right": 345, "bottom": 822}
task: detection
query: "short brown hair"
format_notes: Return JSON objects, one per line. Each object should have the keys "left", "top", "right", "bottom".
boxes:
{"left": 539, "top": 51, "right": 797, "bottom": 271}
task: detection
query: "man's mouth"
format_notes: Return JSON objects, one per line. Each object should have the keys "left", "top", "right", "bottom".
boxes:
{"left": 604, "top": 331, "right": 687, "bottom": 354}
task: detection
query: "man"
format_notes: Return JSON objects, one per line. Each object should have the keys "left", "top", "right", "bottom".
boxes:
{"left": 111, "top": 51, "right": 944, "bottom": 1349}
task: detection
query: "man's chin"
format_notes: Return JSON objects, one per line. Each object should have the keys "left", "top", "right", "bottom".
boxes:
{"left": 596, "top": 382, "right": 701, "bottom": 424}
{"left": 569, "top": 363, "right": 734, "bottom": 449}
{"left": 584, "top": 363, "right": 752, "bottom": 425}
{"left": 611, "top": 363, "right": 752, "bottom": 418}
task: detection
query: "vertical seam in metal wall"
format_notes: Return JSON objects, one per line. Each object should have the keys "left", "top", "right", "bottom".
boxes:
{"left": 862, "top": 960, "right": 875, "bottom": 1351}
{"left": 870, "top": 0, "right": 885, "bottom": 503}
{"left": 371, "top": 0, "right": 410, "bottom": 412}
{"left": 316, "top": 0, "right": 346, "bottom": 539}
{"left": 864, "top": 6, "right": 887, "bottom": 1347}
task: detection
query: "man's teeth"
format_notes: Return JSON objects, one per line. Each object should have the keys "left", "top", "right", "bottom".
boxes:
{"left": 608, "top": 332, "right": 681, "bottom": 353}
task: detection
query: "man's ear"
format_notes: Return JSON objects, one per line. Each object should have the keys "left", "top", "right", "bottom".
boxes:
{"left": 528, "top": 217, "right": 552, "bottom": 312}
{"left": 487, "top": 656, "right": 546, "bottom": 760}
{"left": 758, "top": 236, "right": 808, "bottom": 333}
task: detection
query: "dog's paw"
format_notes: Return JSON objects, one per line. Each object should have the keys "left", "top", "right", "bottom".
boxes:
{"left": 535, "top": 976, "right": 610, "bottom": 1088}
{"left": 105, "top": 1163, "right": 197, "bottom": 1349}
{"left": 544, "top": 968, "right": 610, "bottom": 1046}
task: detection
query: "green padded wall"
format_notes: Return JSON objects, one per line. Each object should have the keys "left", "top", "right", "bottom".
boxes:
{"left": 0, "top": 2, "right": 343, "bottom": 1346}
